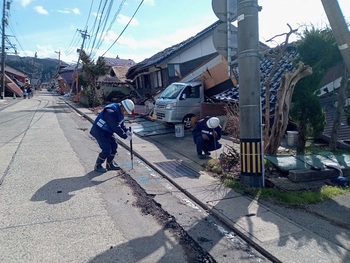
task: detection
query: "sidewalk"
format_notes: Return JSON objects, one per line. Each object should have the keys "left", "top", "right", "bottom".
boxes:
{"left": 63, "top": 98, "right": 350, "bottom": 263}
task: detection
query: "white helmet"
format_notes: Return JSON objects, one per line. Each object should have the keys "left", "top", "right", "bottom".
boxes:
{"left": 207, "top": 117, "right": 220, "bottom": 129}
{"left": 121, "top": 99, "right": 135, "bottom": 114}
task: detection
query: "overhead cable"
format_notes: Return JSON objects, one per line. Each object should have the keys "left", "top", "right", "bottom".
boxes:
{"left": 101, "top": 0, "right": 144, "bottom": 57}
{"left": 88, "top": 0, "right": 109, "bottom": 57}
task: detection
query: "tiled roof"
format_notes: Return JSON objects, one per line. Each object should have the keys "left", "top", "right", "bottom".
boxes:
{"left": 103, "top": 57, "right": 136, "bottom": 67}
{"left": 210, "top": 46, "right": 298, "bottom": 115}
{"left": 56, "top": 65, "right": 82, "bottom": 84}
{"left": 58, "top": 69, "right": 75, "bottom": 84}
{"left": 210, "top": 46, "right": 349, "bottom": 148}
{"left": 111, "top": 65, "right": 130, "bottom": 82}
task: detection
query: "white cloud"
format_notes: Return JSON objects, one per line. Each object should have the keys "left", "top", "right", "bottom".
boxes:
{"left": 34, "top": 6, "right": 49, "bottom": 15}
{"left": 34, "top": 44, "right": 55, "bottom": 58}
{"left": 57, "top": 10, "right": 70, "bottom": 14}
{"left": 19, "top": 0, "right": 32, "bottom": 7}
{"left": 57, "top": 8, "right": 80, "bottom": 15}
{"left": 101, "top": 20, "right": 213, "bottom": 62}
{"left": 72, "top": 8, "right": 80, "bottom": 15}
{"left": 164, "top": 23, "right": 209, "bottom": 46}
{"left": 103, "top": 31, "right": 163, "bottom": 50}
{"left": 117, "top": 14, "right": 139, "bottom": 26}
{"left": 144, "top": 0, "right": 155, "bottom": 6}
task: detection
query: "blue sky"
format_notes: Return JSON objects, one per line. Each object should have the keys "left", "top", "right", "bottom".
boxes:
{"left": 7, "top": 0, "right": 350, "bottom": 64}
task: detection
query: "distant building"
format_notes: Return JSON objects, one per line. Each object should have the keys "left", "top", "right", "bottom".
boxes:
{"left": 54, "top": 65, "right": 77, "bottom": 95}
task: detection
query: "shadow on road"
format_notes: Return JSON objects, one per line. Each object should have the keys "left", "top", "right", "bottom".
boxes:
{"left": 30, "top": 171, "right": 114, "bottom": 204}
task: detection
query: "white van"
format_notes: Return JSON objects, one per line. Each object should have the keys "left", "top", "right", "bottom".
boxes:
{"left": 153, "top": 81, "right": 205, "bottom": 129}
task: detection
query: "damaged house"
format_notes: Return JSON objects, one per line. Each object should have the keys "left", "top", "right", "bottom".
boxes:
{"left": 97, "top": 56, "right": 136, "bottom": 102}
{"left": 0, "top": 65, "right": 28, "bottom": 97}
{"left": 127, "top": 20, "right": 350, "bottom": 148}
{"left": 56, "top": 56, "right": 136, "bottom": 105}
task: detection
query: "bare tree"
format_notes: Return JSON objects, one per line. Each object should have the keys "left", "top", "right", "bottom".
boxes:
{"left": 263, "top": 25, "right": 312, "bottom": 154}
{"left": 263, "top": 24, "right": 297, "bottom": 147}
{"left": 265, "top": 62, "right": 312, "bottom": 154}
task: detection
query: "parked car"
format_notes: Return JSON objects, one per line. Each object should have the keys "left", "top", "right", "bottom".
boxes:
{"left": 153, "top": 81, "right": 205, "bottom": 129}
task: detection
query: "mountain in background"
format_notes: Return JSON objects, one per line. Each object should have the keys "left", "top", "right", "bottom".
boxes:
{"left": 5, "top": 55, "right": 70, "bottom": 85}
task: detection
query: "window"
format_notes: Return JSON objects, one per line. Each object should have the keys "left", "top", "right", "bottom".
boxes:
{"left": 150, "top": 71, "right": 162, "bottom": 88}
{"left": 168, "top": 64, "right": 180, "bottom": 77}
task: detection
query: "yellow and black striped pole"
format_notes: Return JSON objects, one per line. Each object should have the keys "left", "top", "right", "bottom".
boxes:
{"left": 240, "top": 139, "right": 263, "bottom": 176}
{"left": 237, "top": 0, "right": 264, "bottom": 187}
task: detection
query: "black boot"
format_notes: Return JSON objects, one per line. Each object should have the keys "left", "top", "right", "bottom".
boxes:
{"left": 94, "top": 155, "right": 107, "bottom": 173}
{"left": 106, "top": 154, "right": 121, "bottom": 170}
{"left": 106, "top": 162, "right": 121, "bottom": 170}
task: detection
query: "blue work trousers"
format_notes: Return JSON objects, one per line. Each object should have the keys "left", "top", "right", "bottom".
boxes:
{"left": 194, "top": 136, "right": 222, "bottom": 155}
{"left": 95, "top": 133, "right": 118, "bottom": 161}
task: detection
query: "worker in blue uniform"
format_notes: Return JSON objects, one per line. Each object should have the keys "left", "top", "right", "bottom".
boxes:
{"left": 192, "top": 116, "right": 222, "bottom": 159}
{"left": 90, "top": 99, "right": 135, "bottom": 172}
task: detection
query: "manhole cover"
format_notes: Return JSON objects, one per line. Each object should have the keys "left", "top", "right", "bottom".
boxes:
{"left": 155, "top": 160, "right": 199, "bottom": 178}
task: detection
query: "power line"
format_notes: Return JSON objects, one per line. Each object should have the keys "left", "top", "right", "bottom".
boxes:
{"left": 94, "top": 0, "right": 126, "bottom": 53}
{"left": 101, "top": 0, "right": 144, "bottom": 57}
{"left": 65, "top": 0, "right": 95, "bottom": 57}
{"left": 87, "top": 0, "right": 109, "bottom": 58}
{"left": 105, "top": 0, "right": 126, "bottom": 34}
{"left": 94, "top": 0, "right": 115, "bottom": 52}
{"left": 65, "top": 29, "right": 80, "bottom": 56}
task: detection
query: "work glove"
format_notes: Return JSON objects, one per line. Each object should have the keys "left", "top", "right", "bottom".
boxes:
{"left": 125, "top": 130, "right": 133, "bottom": 142}
{"left": 126, "top": 130, "right": 133, "bottom": 137}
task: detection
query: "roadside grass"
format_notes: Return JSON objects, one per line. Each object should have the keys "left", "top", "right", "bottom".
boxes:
{"left": 224, "top": 178, "right": 350, "bottom": 206}
{"left": 204, "top": 152, "right": 350, "bottom": 206}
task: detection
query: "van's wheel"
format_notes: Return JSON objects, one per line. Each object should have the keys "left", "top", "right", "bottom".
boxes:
{"left": 182, "top": 114, "right": 194, "bottom": 130}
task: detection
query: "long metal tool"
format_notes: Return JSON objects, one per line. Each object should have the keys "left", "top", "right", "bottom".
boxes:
{"left": 129, "top": 127, "right": 133, "bottom": 169}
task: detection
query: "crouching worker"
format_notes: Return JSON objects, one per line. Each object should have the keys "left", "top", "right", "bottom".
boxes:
{"left": 192, "top": 116, "right": 222, "bottom": 159}
{"left": 90, "top": 99, "right": 135, "bottom": 172}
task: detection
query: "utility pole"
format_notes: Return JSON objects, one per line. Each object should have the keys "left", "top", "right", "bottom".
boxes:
{"left": 54, "top": 50, "right": 61, "bottom": 92}
{"left": 71, "top": 29, "right": 89, "bottom": 102}
{"left": 237, "top": 0, "right": 264, "bottom": 187}
{"left": 55, "top": 50, "right": 61, "bottom": 70}
{"left": 1, "top": 0, "right": 6, "bottom": 99}
{"left": 321, "top": 0, "right": 350, "bottom": 74}
{"left": 321, "top": 0, "right": 350, "bottom": 150}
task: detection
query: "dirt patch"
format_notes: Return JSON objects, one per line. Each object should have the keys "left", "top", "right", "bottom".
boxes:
{"left": 119, "top": 171, "right": 216, "bottom": 263}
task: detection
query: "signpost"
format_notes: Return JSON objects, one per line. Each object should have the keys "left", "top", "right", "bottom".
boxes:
{"left": 212, "top": 22, "right": 237, "bottom": 58}
{"left": 212, "top": 0, "right": 237, "bottom": 22}
{"left": 212, "top": 0, "right": 238, "bottom": 77}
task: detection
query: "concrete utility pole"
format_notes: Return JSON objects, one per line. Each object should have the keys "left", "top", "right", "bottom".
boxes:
{"left": 321, "top": 0, "right": 350, "bottom": 74}
{"left": 237, "top": 0, "right": 264, "bottom": 187}
{"left": 1, "top": 0, "right": 6, "bottom": 99}
{"left": 71, "top": 29, "right": 89, "bottom": 102}
{"left": 321, "top": 0, "right": 350, "bottom": 150}
{"left": 55, "top": 50, "right": 61, "bottom": 70}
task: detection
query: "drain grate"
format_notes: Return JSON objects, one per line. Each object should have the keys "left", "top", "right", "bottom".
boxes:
{"left": 155, "top": 160, "right": 199, "bottom": 178}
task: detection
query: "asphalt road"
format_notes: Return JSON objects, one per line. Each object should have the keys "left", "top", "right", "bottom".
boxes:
{"left": 0, "top": 94, "right": 190, "bottom": 262}
{"left": 0, "top": 91, "right": 266, "bottom": 262}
